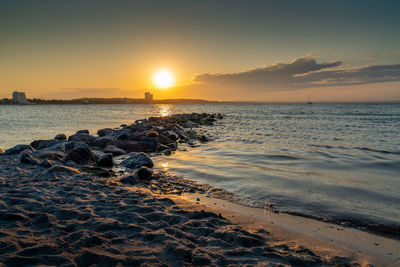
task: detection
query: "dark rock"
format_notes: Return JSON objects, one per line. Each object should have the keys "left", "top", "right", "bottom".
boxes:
{"left": 76, "top": 129, "right": 89, "bottom": 134}
{"left": 30, "top": 140, "right": 51, "bottom": 150}
{"left": 145, "top": 130, "right": 159, "bottom": 138}
{"left": 47, "top": 165, "right": 80, "bottom": 174}
{"left": 46, "top": 139, "right": 65, "bottom": 148}
{"left": 68, "top": 133, "right": 95, "bottom": 145}
{"left": 34, "top": 150, "right": 65, "bottom": 160}
{"left": 136, "top": 166, "right": 153, "bottom": 180}
{"left": 96, "top": 153, "right": 113, "bottom": 167}
{"left": 19, "top": 151, "right": 40, "bottom": 165}
{"left": 93, "top": 136, "right": 116, "bottom": 148}
{"left": 114, "top": 141, "right": 146, "bottom": 153}
{"left": 184, "top": 120, "right": 197, "bottom": 128}
{"left": 81, "top": 166, "right": 112, "bottom": 177}
{"left": 119, "top": 174, "right": 137, "bottom": 185}
{"left": 139, "top": 137, "right": 159, "bottom": 152}
{"left": 157, "top": 144, "right": 170, "bottom": 152}
{"left": 54, "top": 134, "right": 67, "bottom": 140}
{"left": 63, "top": 141, "right": 89, "bottom": 153}
{"left": 40, "top": 159, "right": 54, "bottom": 168}
{"left": 199, "top": 135, "right": 208, "bottom": 142}
{"left": 166, "top": 142, "right": 178, "bottom": 151}
{"left": 97, "top": 128, "right": 114, "bottom": 137}
{"left": 121, "top": 152, "right": 154, "bottom": 169}
{"left": 161, "top": 149, "right": 172, "bottom": 156}
{"left": 157, "top": 134, "right": 173, "bottom": 145}
{"left": 65, "top": 147, "right": 97, "bottom": 164}
{"left": 165, "top": 131, "right": 179, "bottom": 141}
{"left": 5, "top": 144, "right": 33, "bottom": 155}
{"left": 112, "top": 129, "right": 134, "bottom": 141}
{"left": 103, "top": 145, "right": 126, "bottom": 156}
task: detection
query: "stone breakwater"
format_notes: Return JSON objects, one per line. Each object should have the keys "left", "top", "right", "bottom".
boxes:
{"left": 1, "top": 113, "right": 222, "bottom": 182}
{"left": 0, "top": 112, "right": 352, "bottom": 266}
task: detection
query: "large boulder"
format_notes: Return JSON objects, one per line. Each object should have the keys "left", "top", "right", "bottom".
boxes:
{"left": 96, "top": 153, "right": 113, "bottom": 167}
{"left": 19, "top": 151, "right": 40, "bottom": 165}
{"left": 63, "top": 141, "right": 89, "bottom": 153}
{"left": 76, "top": 129, "right": 89, "bottom": 134}
{"left": 97, "top": 128, "right": 114, "bottom": 137}
{"left": 120, "top": 152, "right": 154, "bottom": 169}
{"left": 157, "top": 134, "right": 173, "bottom": 145}
{"left": 30, "top": 140, "right": 51, "bottom": 150}
{"left": 114, "top": 141, "right": 146, "bottom": 153}
{"left": 112, "top": 129, "right": 134, "bottom": 141}
{"left": 5, "top": 144, "right": 33, "bottom": 155}
{"left": 46, "top": 139, "right": 65, "bottom": 148}
{"left": 65, "top": 147, "right": 97, "bottom": 164}
{"left": 139, "top": 137, "right": 159, "bottom": 152}
{"left": 103, "top": 145, "right": 126, "bottom": 156}
{"left": 68, "top": 133, "right": 95, "bottom": 145}
{"left": 93, "top": 136, "right": 116, "bottom": 148}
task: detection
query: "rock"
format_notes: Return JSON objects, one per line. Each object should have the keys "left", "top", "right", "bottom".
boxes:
{"left": 5, "top": 144, "right": 33, "bottom": 155}
{"left": 47, "top": 165, "right": 80, "bottom": 174}
{"left": 19, "top": 151, "right": 40, "bottom": 165}
{"left": 166, "top": 142, "right": 178, "bottom": 151}
{"left": 40, "top": 159, "right": 54, "bottom": 168}
{"left": 93, "top": 136, "right": 116, "bottom": 148}
{"left": 76, "top": 129, "right": 89, "bottom": 134}
{"left": 184, "top": 120, "right": 197, "bottom": 128}
{"left": 121, "top": 152, "right": 154, "bottom": 169}
{"left": 103, "top": 145, "right": 126, "bottom": 156}
{"left": 112, "top": 129, "right": 134, "bottom": 141}
{"left": 165, "top": 131, "right": 179, "bottom": 141}
{"left": 30, "top": 140, "right": 51, "bottom": 150}
{"left": 96, "top": 153, "right": 113, "bottom": 167}
{"left": 119, "top": 174, "right": 137, "bottom": 185}
{"left": 54, "top": 133, "right": 67, "bottom": 140}
{"left": 46, "top": 139, "right": 65, "bottom": 148}
{"left": 0, "top": 148, "right": 4, "bottom": 154}
{"left": 63, "top": 141, "right": 89, "bottom": 153}
{"left": 199, "top": 135, "right": 208, "bottom": 142}
{"left": 157, "top": 134, "right": 173, "bottom": 145}
{"left": 161, "top": 149, "right": 172, "bottom": 156}
{"left": 114, "top": 141, "right": 146, "bottom": 153}
{"left": 139, "top": 137, "right": 159, "bottom": 152}
{"left": 136, "top": 166, "right": 153, "bottom": 180}
{"left": 68, "top": 133, "right": 95, "bottom": 145}
{"left": 81, "top": 166, "right": 112, "bottom": 177}
{"left": 65, "top": 147, "right": 97, "bottom": 164}
{"left": 33, "top": 150, "right": 65, "bottom": 160}
{"left": 157, "top": 144, "right": 170, "bottom": 151}
{"left": 97, "top": 128, "right": 114, "bottom": 137}
{"left": 145, "top": 130, "right": 159, "bottom": 138}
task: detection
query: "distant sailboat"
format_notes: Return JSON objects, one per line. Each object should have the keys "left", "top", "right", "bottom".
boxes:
{"left": 307, "top": 96, "right": 313, "bottom": 104}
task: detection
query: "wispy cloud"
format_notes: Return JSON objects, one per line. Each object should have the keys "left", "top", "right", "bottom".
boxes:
{"left": 193, "top": 56, "right": 400, "bottom": 92}
{"left": 367, "top": 50, "right": 400, "bottom": 58}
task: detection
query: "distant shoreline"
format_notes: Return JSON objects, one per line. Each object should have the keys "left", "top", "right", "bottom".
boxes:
{"left": 1, "top": 97, "right": 399, "bottom": 105}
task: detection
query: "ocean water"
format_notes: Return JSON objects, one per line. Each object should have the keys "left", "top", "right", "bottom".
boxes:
{"left": 1, "top": 103, "right": 399, "bottom": 232}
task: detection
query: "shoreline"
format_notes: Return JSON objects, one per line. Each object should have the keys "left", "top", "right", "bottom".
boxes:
{"left": 0, "top": 112, "right": 399, "bottom": 265}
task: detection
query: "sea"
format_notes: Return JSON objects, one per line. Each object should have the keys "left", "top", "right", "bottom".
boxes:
{"left": 1, "top": 103, "right": 399, "bottom": 234}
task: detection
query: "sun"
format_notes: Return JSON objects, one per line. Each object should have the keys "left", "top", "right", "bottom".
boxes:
{"left": 153, "top": 69, "right": 175, "bottom": 89}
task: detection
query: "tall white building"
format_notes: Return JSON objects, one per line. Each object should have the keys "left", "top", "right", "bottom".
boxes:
{"left": 12, "top": 91, "right": 29, "bottom": 104}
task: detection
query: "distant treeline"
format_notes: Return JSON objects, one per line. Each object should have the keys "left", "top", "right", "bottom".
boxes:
{"left": 0, "top": 98, "right": 218, "bottom": 105}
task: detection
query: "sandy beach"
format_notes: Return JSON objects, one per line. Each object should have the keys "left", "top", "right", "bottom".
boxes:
{"left": 0, "top": 113, "right": 399, "bottom": 266}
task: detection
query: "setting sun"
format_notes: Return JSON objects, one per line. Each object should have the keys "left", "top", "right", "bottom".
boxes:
{"left": 153, "top": 69, "right": 175, "bottom": 89}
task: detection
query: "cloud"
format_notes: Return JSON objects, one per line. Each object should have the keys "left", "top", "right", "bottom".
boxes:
{"left": 367, "top": 50, "right": 400, "bottom": 58}
{"left": 193, "top": 56, "right": 400, "bottom": 92}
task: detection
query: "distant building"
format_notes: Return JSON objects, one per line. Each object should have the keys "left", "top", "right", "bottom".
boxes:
{"left": 144, "top": 92, "right": 153, "bottom": 102}
{"left": 12, "top": 91, "right": 29, "bottom": 104}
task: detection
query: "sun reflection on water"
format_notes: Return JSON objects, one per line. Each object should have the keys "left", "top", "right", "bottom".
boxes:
{"left": 159, "top": 105, "right": 172, "bottom": 117}
{"left": 160, "top": 162, "right": 169, "bottom": 169}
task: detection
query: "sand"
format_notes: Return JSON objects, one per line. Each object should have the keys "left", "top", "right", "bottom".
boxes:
{"left": 0, "top": 154, "right": 352, "bottom": 266}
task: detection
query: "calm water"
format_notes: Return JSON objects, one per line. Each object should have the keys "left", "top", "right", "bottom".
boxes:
{"left": 1, "top": 104, "right": 399, "bottom": 230}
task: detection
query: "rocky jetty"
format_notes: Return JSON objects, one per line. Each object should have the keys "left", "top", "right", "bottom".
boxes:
{"left": 4, "top": 113, "right": 223, "bottom": 179}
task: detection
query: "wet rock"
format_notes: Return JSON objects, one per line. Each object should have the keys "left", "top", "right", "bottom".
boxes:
{"left": 114, "top": 141, "right": 146, "bottom": 153}
{"left": 46, "top": 139, "right": 65, "bottom": 148}
{"left": 81, "top": 166, "right": 112, "bottom": 177}
{"left": 96, "top": 153, "right": 113, "bottom": 168}
{"left": 34, "top": 150, "right": 65, "bottom": 160}
{"left": 166, "top": 142, "right": 178, "bottom": 151}
{"left": 65, "top": 147, "right": 97, "bottom": 164}
{"left": 97, "top": 128, "right": 114, "bottom": 137}
{"left": 5, "top": 144, "right": 34, "bottom": 155}
{"left": 158, "top": 134, "right": 173, "bottom": 145}
{"left": 139, "top": 137, "right": 159, "bottom": 152}
{"left": 161, "top": 149, "right": 172, "bottom": 156}
{"left": 165, "top": 131, "right": 179, "bottom": 141}
{"left": 93, "top": 136, "right": 116, "bottom": 148}
{"left": 121, "top": 152, "right": 154, "bottom": 169}
{"left": 19, "top": 151, "right": 40, "bottom": 165}
{"left": 112, "top": 129, "right": 134, "bottom": 141}
{"left": 76, "top": 129, "right": 89, "bottom": 134}
{"left": 47, "top": 165, "right": 80, "bottom": 174}
{"left": 199, "top": 135, "right": 208, "bottom": 142}
{"left": 63, "top": 141, "right": 89, "bottom": 153}
{"left": 103, "top": 145, "right": 126, "bottom": 156}
{"left": 136, "top": 166, "right": 153, "bottom": 180}
{"left": 184, "top": 120, "right": 197, "bottom": 128}
{"left": 119, "top": 174, "right": 137, "bottom": 185}
{"left": 40, "top": 159, "right": 54, "bottom": 168}
{"left": 68, "top": 133, "right": 95, "bottom": 145}
{"left": 30, "top": 140, "right": 51, "bottom": 150}
{"left": 145, "top": 130, "right": 159, "bottom": 138}
{"left": 54, "top": 133, "right": 67, "bottom": 140}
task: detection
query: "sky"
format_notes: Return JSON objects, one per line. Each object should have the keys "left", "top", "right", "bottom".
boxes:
{"left": 1, "top": 0, "right": 400, "bottom": 102}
